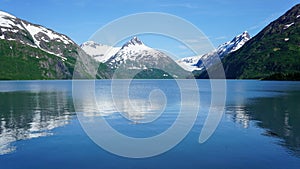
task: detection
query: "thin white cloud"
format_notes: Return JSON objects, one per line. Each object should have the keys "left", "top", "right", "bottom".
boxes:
{"left": 247, "top": 12, "right": 281, "bottom": 31}
{"left": 248, "top": 25, "right": 260, "bottom": 31}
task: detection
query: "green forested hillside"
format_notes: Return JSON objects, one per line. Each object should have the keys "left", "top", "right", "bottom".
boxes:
{"left": 222, "top": 4, "right": 300, "bottom": 80}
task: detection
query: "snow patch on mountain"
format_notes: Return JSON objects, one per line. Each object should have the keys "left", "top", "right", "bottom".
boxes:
{"left": 22, "top": 22, "right": 73, "bottom": 46}
{"left": 284, "top": 22, "right": 295, "bottom": 29}
{"left": 0, "top": 11, "right": 24, "bottom": 31}
{"left": 0, "top": 17, "right": 16, "bottom": 29}
{"left": 0, "top": 12, "right": 17, "bottom": 29}
{"left": 1, "top": 27, "right": 19, "bottom": 33}
{"left": 0, "top": 11, "right": 16, "bottom": 19}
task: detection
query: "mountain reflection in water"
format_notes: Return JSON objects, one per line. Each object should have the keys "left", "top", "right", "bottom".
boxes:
{"left": 227, "top": 91, "right": 300, "bottom": 157}
{"left": 0, "top": 91, "right": 75, "bottom": 155}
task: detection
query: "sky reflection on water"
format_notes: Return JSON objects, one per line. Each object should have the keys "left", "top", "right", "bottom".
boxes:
{"left": 0, "top": 80, "right": 299, "bottom": 169}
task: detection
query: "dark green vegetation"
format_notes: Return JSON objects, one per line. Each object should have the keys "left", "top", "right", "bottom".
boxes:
{"left": 246, "top": 91, "right": 300, "bottom": 156}
{"left": 0, "top": 39, "right": 73, "bottom": 80}
{"left": 262, "top": 72, "right": 300, "bottom": 81}
{"left": 0, "top": 39, "right": 110, "bottom": 80}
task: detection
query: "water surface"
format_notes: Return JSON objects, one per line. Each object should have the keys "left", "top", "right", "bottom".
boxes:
{"left": 0, "top": 80, "right": 299, "bottom": 169}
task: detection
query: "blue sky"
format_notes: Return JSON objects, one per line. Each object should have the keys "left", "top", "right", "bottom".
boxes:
{"left": 0, "top": 0, "right": 299, "bottom": 57}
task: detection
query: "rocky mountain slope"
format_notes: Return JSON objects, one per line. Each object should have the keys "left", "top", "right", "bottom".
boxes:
{"left": 0, "top": 11, "right": 108, "bottom": 80}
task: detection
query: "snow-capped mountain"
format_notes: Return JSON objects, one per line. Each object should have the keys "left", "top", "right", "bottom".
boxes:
{"left": 107, "top": 37, "right": 166, "bottom": 69}
{"left": 177, "top": 31, "right": 251, "bottom": 71}
{"left": 0, "top": 11, "right": 75, "bottom": 58}
{"left": 80, "top": 41, "right": 120, "bottom": 63}
{"left": 0, "top": 10, "right": 109, "bottom": 79}
{"left": 216, "top": 31, "right": 251, "bottom": 57}
{"left": 106, "top": 37, "right": 190, "bottom": 78}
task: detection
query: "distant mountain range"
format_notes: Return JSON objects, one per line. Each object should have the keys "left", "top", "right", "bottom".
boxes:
{"left": 0, "top": 3, "right": 299, "bottom": 80}
{"left": 177, "top": 31, "right": 251, "bottom": 72}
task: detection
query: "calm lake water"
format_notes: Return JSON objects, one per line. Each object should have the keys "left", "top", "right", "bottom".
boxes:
{"left": 0, "top": 80, "right": 300, "bottom": 169}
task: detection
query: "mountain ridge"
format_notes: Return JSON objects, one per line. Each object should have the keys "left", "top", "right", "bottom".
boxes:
{"left": 0, "top": 11, "right": 75, "bottom": 57}
{"left": 177, "top": 31, "right": 251, "bottom": 72}
{"left": 0, "top": 10, "right": 110, "bottom": 80}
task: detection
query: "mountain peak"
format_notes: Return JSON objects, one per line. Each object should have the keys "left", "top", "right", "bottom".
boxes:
{"left": 131, "top": 36, "right": 143, "bottom": 45}
{"left": 232, "top": 31, "right": 251, "bottom": 43}
{"left": 121, "top": 36, "right": 144, "bottom": 49}
{"left": 241, "top": 31, "right": 251, "bottom": 39}
{"left": 217, "top": 31, "right": 251, "bottom": 54}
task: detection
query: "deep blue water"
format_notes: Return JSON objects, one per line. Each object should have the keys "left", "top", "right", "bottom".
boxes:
{"left": 0, "top": 80, "right": 300, "bottom": 169}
